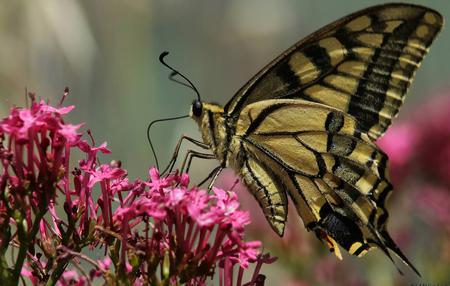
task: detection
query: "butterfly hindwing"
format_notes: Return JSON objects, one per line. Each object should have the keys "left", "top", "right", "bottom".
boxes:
{"left": 234, "top": 98, "right": 418, "bottom": 273}
{"left": 240, "top": 149, "right": 289, "bottom": 235}
{"left": 225, "top": 3, "right": 443, "bottom": 140}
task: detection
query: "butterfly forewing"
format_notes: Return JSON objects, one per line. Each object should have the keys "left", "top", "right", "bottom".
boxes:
{"left": 225, "top": 3, "right": 443, "bottom": 140}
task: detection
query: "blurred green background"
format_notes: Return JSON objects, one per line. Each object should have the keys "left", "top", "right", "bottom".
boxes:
{"left": 0, "top": 1, "right": 449, "bottom": 285}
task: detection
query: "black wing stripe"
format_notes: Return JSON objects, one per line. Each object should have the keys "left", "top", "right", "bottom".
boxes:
{"left": 244, "top": 103, "right": 289, "bottom": 136}
{"left": 325, "top": 110, "right": 345, "bottom": 133}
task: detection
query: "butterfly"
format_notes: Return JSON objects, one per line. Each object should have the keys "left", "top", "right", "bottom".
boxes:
{"left": 160, "top": 3, "right": 443, "bottom": 275}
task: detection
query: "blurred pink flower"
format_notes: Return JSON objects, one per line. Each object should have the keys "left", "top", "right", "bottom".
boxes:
{"left": 20, "top": 266, "right": 39, "bottom": 285}
{"left": 56, "top": 271, "right": 87, "bottom": 286}
{"left": 415, "top": 185, "right": 450, "bottom": 228}
{"left": 377, "top": 123, "right": 419, "bottom": 186}
{"left": 413, "top": 95, "right": 450, "bottom": 188}
{"left": 313, "top": 256, "right": 338, "bottom": 285}
{"left": 376, "top": 93, "right": 450, "bottom": 197}
{"left": 314, "top": 256, "right": 369, "bottom": 286}
{"left": 286, "top": 280, "right": 310, "bottom": 286}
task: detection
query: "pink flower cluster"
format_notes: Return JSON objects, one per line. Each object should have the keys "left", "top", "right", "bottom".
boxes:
{"left": 1, "top": 93, "right": 72, "bottom": 281}
{"left": 100, "top": 167, "right": 273, "bottom": 285}
{"left": 0, "top": 92, "right": 80, "bottom": 229}
{"left": 0, "top": 91, "right": 275, "bottom": 286}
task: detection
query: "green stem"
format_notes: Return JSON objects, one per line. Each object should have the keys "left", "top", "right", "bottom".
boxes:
{"left": 45, "top": 258, "right": 70, "bottom": 286}
{"left": 11, "top": 210, "right": 44, "bottom": 285}
{"left": 0, "top": 218, "right": 12, "bottom": 284}
{"left": 0, "top": 255, "right": 13, "bottom": 286}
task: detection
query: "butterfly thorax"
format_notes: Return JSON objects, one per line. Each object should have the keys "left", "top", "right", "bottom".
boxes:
{"left": 190, "top": 102, "right": 229, "bottom": 165}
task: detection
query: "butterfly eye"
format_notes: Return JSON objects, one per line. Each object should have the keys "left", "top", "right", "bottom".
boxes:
{"left": 192, "top": 100, "right": 203, "bottom": 117}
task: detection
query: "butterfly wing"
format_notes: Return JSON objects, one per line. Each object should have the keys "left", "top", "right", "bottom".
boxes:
{"left": 234, "top": 98, "right": 418, "bottom": 274}
{"left": 225, "top": 3, "right": 443, "bottom": 140}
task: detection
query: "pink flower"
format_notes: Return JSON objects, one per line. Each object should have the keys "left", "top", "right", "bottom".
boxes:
{"left": 90, "top": 257, "right": 112, "bottom": 278}
{"left": 20, "top": 266, "right": 39, "bottom": 285}
{"left": 219, "top": 252, "right": 277, "bottom": 286}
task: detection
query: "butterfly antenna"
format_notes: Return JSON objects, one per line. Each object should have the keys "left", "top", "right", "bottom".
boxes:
{"left": 159, "top": 51, "right": 201, "bottom": 101}
{"left": 168, "top": 71, "right": 196, "bottom": 91}
{"left": 147, "top": 115, "right": 189, "bottom": 170}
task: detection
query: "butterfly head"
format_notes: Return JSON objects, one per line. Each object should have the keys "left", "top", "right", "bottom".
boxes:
{"left": 190, "top": 100, "right": 226, "bottom": 160}
{"left": 190, "top": 100, "right": 223, "bottom": 121}
{"left": 191, "top": 99, "right": 203, "bottom": 117}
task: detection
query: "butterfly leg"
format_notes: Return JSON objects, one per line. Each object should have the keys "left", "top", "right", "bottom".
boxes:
{"left": 178, "top": 149, "right": 221, "bottom": 189}
{"left": 180, "top": 150, "right": 216, "bottom": 175}
{"left": 197, "top": 166, "right": 223, "bottom": 190}
{"left": 207, "top": 166, "right": 223, "bottom": 190}
{"left": 162, "top": 135, "right": 210, "bottom": 175}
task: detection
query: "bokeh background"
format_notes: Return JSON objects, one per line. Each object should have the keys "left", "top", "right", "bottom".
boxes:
{"left": 0, "top": 1, "right": 449, "bottom": 285}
